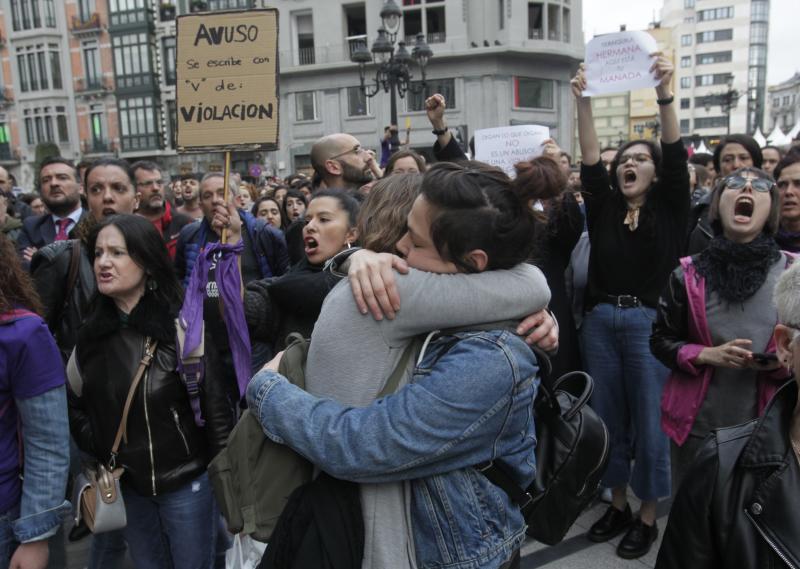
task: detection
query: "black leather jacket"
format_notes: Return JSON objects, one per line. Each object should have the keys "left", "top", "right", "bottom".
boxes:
{"left": 656, "top": 380, "right": 800, "bottom": 569}
{"left": 650, "top": 263, "right": 691, "bottom": 372}
{"left": 30, "top": 238, "right": 95, "bottom": 362}
{"left": 68, "top": 293, "right": 233, "bottom": 497}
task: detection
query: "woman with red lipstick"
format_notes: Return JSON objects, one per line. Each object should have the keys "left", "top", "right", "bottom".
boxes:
{"left": 69, "top": 214, "right": 230, "bottom": 569}
{"left": 651, "top": 167, "right": 791, "bottom": 488}
{"left": 571, "top": 53, "right": 689, "bottom": 559}
{"left": 244, "top": 189, "right": 359, "bottom": 350}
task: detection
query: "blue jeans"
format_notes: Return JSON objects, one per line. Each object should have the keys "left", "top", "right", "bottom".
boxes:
{"left": 122, "top": 473, "right": 217, "bottom": 569}
{"left": 581, "top": 303, "right": 671, "bottom": 501}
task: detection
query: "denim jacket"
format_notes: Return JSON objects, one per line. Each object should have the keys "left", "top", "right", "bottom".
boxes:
{"left": 247, "top": 329, "right": 540, "bottom": 569}
{"left": 4, "top": 386, "right": 71, "bottom": 543}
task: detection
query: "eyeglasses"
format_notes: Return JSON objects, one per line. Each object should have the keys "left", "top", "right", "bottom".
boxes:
{"left": 619, "top": 153, "right": 653, "bottom": 165}
{"left": 328, "top": 145, "right": 364, "bottom": 161}
{"left": 136, "top": 179, "right": 168, "bottom": 188}
{"left": 723, "top": 175, "right": 774, "bottom": 193}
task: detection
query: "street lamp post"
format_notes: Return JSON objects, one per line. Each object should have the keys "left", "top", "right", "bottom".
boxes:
{"left": 704, "top": 75, "right": 741, "bottom": 136}
{"left": 350, "top": 0, "right": 433, "bottom": 135}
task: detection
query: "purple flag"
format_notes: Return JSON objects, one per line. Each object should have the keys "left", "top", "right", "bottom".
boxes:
{"left": 179, "top": 240, "right": 252, "bottom": 402}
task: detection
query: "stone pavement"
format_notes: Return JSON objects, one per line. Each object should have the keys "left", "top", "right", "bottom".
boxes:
{"left": 64, "top": 496, "right": 670, "bottom": 568}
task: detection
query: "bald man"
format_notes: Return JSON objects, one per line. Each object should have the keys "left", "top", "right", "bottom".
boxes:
{"left": 310, "top": 133, "right": 375, "bottom": 191}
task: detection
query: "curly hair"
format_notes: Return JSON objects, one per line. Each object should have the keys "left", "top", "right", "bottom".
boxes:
{"left": 0, "top": 233, "right": 44, "bottom": 315}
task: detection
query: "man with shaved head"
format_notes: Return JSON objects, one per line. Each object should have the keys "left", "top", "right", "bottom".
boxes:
{"left": 310, "top": 133, "right": 374, "bottom": 191}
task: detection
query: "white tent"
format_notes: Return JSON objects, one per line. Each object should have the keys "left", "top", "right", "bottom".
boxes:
{"left": 767, "top": 125, "right": 792, "bottom": 146}
{"left": 788, "top": 121, "right": 800, "bottom": 141}
{"left": 695, "top": 141, "right": 710, "bottom": 154}
{"left": 752, "top": 127, "right": 767, "bottom": 148}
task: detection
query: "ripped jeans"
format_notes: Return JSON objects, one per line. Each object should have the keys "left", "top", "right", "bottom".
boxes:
{"left": 121, "top": 472, "right": 217, "bottom": 569}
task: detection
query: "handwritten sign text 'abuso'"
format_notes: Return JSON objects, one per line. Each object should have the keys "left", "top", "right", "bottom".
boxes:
{"left": 176, "top": 9, "right": 279, "bottom": 152}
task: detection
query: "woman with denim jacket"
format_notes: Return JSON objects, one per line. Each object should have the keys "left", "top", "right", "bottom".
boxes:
{"left": 248, "top": 161, "right": 550, "bottom": 569}
{"left": 0, "top": 234, "right": 70, "bottom": 569}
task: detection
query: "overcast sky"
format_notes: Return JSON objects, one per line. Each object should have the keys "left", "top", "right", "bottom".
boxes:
{"left": 582, "top": 0, "right": 795, "bottom": 85}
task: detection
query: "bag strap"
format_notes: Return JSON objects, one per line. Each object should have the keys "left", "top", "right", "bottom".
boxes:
{"left": 175, "top": 318, "right": 205, "bottom": 427}
{"left": 109, "top": 337, "right": 158, "bottom": 467}
{"left": 377, "top": 338, "right": 422, "bottom": 399}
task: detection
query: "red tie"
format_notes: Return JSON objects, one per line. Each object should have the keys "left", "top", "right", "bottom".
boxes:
{"left": 55, "top": 218, "right": 71, "bottom": 241}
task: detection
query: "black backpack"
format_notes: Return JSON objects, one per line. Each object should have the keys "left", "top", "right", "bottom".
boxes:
{"left": 480, "top": 348, "right": 610, "bottom": 545}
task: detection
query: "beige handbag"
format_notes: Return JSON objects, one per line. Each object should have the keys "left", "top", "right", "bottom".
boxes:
{"left": 72, "top": 338, "right": 158, "bottom": 533}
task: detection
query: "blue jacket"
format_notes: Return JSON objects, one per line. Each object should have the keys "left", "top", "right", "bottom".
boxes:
{"left": 175, "top": 210, "right": 289, "bottom": 287}
{"left": 247, "top": 329, "right": 540, "bottom": 569}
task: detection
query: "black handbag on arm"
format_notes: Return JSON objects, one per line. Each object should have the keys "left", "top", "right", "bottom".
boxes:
{"left": 480, "top": 347, "right": 610, "bottom": 546}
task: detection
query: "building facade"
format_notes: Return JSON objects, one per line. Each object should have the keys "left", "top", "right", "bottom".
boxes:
{"left": 629, "top": 24, "right": 674, "bottom": 143}
{"left": 767, "top": 72, "right": 800, "bottom": 134}
{"left": 661, "top": 0, "right": 769, "bottom": 145}
{"left": 267, "top": 0, "right": 583, "bottom": 176}
{"left": 0, "top": 0, "right": 583, "bottom": 185}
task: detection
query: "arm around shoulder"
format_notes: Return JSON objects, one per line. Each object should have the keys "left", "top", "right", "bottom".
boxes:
{"left": 390, "top": 263, "right": 551, "bottom": 340}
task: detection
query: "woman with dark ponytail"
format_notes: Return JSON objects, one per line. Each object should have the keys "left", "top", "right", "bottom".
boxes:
{"left": 247, "top": 161, "right": 555, "bottom": 569}
{"left": 571, "top": 53, "right": 688, "bottom": 559}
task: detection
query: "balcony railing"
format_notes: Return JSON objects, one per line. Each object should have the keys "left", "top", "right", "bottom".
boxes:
{"left": 404, "top": 32, "right": 446, "bottom": 45}
{"left": 298, "top": 46, "right": 316, "bottom": 65}
{"left": 528, "top": 28, "right": 543, "bottom": 39}
{"left": 86, "top": 139, "right": 110, "bottom": 154}
{"left": 71, "top": 12, "right": 103, "bottom": 35}
{"left": 75, "top": 77, "right": 114, "bottom": 97}
{"left": 346, "top": 35, "right": 368, "bottom": 58}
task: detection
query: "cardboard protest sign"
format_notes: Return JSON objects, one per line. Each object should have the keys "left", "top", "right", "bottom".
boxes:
{"left": 583, "top": 31, "right": 658, "bottom": 97}
{"left": 176, "top": 9, "right": 279, "bottom": 152}
{"left": 474, "top": 125, "right": 550, "bottom": 178}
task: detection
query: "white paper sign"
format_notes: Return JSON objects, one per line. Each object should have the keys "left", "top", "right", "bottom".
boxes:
{"left": 474, "top": 125, "right": 550, "bottom": 178}
{"left": 583, "top": 31, "right": 659, "bottom": 96}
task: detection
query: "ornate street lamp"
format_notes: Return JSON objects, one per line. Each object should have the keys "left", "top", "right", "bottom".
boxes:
{"left": 351, "top": 1, "right": 433, "bottom": 134}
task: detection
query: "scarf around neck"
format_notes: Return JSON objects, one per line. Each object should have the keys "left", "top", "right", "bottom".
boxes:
{"left": 694, "top": 233, "right": 781, "bottom": 303}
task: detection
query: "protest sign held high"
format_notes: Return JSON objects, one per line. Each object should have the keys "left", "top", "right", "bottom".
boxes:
{"left": 176, "top": 9, "right": 279, "bottom": 152}
{"left": 474, "top": 125, "right": 550, "bottom": 178}
{"left": 582, "top": 30, "right": 659, "bottom": 97}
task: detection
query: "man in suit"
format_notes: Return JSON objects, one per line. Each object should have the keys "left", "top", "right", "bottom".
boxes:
{"left": 17, "top": 157, "right": 84, "bottom": 267}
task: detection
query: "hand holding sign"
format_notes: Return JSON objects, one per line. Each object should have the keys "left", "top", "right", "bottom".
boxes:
{"left": 582, "top": 31, "right": 659, "bottom": 97}
{"left": 649, "top": 51, "right": 674, "bottom": 90}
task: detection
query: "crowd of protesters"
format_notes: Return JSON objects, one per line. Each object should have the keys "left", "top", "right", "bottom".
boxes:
{"left": 1, "top": 48, "right": 800, "bottom": 569}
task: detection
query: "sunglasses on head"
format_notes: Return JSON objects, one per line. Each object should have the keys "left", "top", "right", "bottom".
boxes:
{"left": 723, "top": 175, "right": 774, "bottom": 193}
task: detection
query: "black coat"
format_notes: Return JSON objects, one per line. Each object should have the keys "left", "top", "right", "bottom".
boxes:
{"left": 30, "top": 239, "right": 95, "bottom": 362}
{"left": 68, "top": 293, "right": 233, "bottom": 496}
{"left": 656, "top": 380, "right": 800, "bottom": 569}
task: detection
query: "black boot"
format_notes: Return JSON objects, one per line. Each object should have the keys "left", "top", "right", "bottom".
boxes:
{"left": 587, "top": 504, "right": 633, "bottom": 542}
{"left": 617, "top": 518, "right": 658, "bottom": 559}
